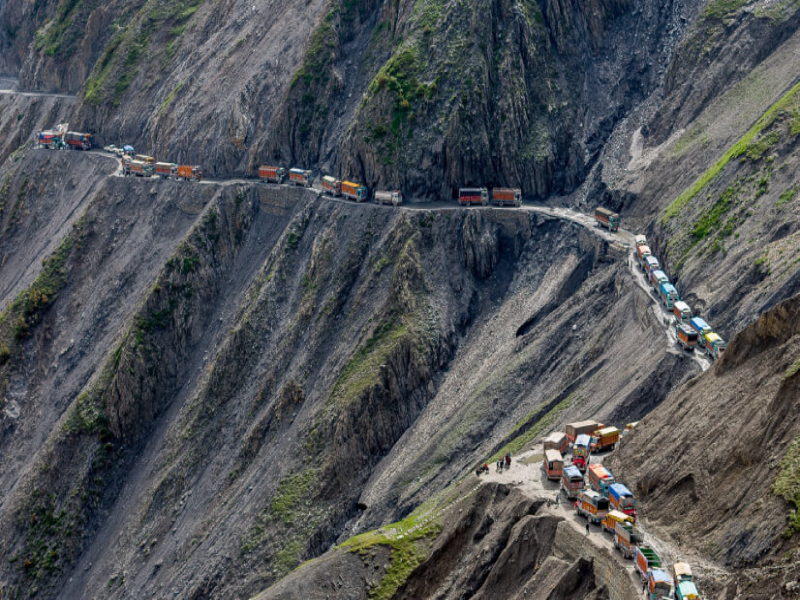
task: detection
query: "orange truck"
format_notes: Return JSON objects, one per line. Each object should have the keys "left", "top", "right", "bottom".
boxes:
{"left": 154, "top": 162, "right": 177, "bottom": 178}
{"left": 590, "top": 426, "right": 620, "bottom": 452}
{"left": 125, "top": 159, "right": 154, "bottom": 177}
{"left": 259, "top": 166, "right": 286, "bottom": 183}
{"left": 491, "top": 188, "right": 521, "bottom": 207}
{"left": 587, "top": 464, "right": 615, "bottom": 496}
{"left": 543, "top": 449, "right": 563, "bottom": 481}
{"left": 614, "top": 518, "right": 644, "bottom": 558}
{"left": 342, "top": 180, "right": 368, "bottom": 201}
{"left": 289, "top": 168, "right": 313, "bottom": 187}
{"left": 565, "top": 420, "right": 603, "bottom": 443}
{"left": 594, "top": 207, "right": 620, "bottom": 231}
{"left": 177, "top": 165, "right": 203, "bottom": 181}
{"left": 576, "top": 490, "right": 609, "bottom": 524}
{"left": 636, "top": 244, "right": 652, "bottom": 267}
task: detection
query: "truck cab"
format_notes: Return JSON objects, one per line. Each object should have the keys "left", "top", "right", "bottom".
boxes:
{"left": 647, "top": 569, "right": 674, "bottom": 600}
{"left": 572, "top": 434, "right": 591, "bottom": 472}
{"left": 703, "top": 332, "right": 726, "bottom": 360}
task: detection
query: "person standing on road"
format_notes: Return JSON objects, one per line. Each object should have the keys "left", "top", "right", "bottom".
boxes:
{"left": 585, "top": 522, "right": 590, "bottom": 535}
{"left": 642, "top": 578, "right": 647, "bottom": 595}
{"left": 555, "top": 494, "right": 559, "bottom": 507}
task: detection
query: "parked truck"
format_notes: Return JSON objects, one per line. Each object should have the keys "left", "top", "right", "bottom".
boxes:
{"left": 659, "top": 282, "right": 680, "bottom": 310}
{"left": 37, "top": 129, "right": 65, "bottom": 149}
{"left": 703, "top": 332, "right": 726, "bottom": 360}
{"left": 543, "top": 449, "right": 563, "bottom": 481}
{"left": 259, "top": 166, "right": 286, "bottom": 183}
{"left": 609, "top": 483, "right": 636, "bottom": 520}
{"left": 155, "top": 162, "right": 177, "bottom": 178}
{"left": 320, "top": 175, "right": 342, "bottom": 196}
{"left": 342, "top": 180, "right": 368, "bottom": 201}
{"left": 543, "top": 431, "right": 568, "bottom": 454}
{"left": 634, "top": 234, "right": 647, "bottom": 247}
{"left": 459, "top": 187, "right": 489, "bottom": 206}
{"left": 614, "top": 518, "right": 644, "bottom": 558}
{"left": 673, "top": 563, "right": 700, "bottom": 600}
{"left": 673, "top": 301, "right": 692, "bottom": 322}
{"left": 644, "top": 256, "right": 660, "bottom": 277}
{"left": 124, "top": 158, "right": 154, "bottom": 177}
{"left": 588, "top": 464, "right": 615, "bottom": 496}
{"left": 65, "top": 131, "right": 92, "bottom": 150}
{"left": 689, "top": 317, "right": 712, "bottom": 340}
{"left": 590, "top": 426, "right": 619, "bottom": 452}
{"left": 572, "top": 434, "right": 591, "bottom": 472}
{"left": 491, "top": 188, "right": 521, "bottom": 207}
{"left": 649, "top": 269, "right": 669, "bottom": 290}
{"left": 565, "top": 420, "right": 603, "bottom": 443}
{"left": 647, "top": 569, "right": 674, "bottom": 600}
{"left": 602, "top": 509, "right": 633, "bottom": 534}
{"left": 676, "top": 323, "right": 699, "bottom": 351}
{"left": 634, "top": 546, "right": 662, "bottom": 580}
{"left": 561, "top": 465, "right": 584, "bottom": 499}
{"left": 177, "top": 165, "right": 203, "bottom": 181}
{"left": 595, "top": 207, "right": 620, "bottom": 232}
{"left": 375, "top": 190, "right": 403, "bottom": 206}
{"left": 636, "top": 244, "right": 652, "bottom": 267}
{"left": 135, "top": 154, "right": 155, "bottom": 164}
{"left": 576, "top": 490, "right": 609, "bottom": 524}
{"left": 289, "top": 168, "right": 313, "bottom": 188}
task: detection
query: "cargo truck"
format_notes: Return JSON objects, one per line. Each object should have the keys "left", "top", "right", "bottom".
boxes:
{"left": 673, "top": 563, "right": 699, "bottom": 600}
{"left": 703, "top": 332, "right": 726, "bottom": 360}
{"left": 594, "top": 207, "right": 620, "bottom": 231}
{"left": 289, "top": 168, "right": 313, "bottom": 188}
{"left": 125, "top": 159, "right": 154, "bottom": 177}
{"left": 576, "top": 490, "right": 609, "bottom": 524}
{"left": 634, "top": 235, "right": 647, "bottom": 247}
{"left": 321, "top": 175, "right": 342, "bottom": 196}
{"left": 342, "top": 180, "right": 368, "bottom": 201}
{"left": 609, "top": 483, "right": 636, "bottom": 519}
{"left": 135, "top": 154, "right": 155, "bottom": 164}
{"left": 375, "top": 190, "right": 403, "bottom": 206}
{"left": 491, "top": 188, "right": 521, "bottom": 207}
{"left": 650, "top": 269, "right": 669, "bottom": 290}
{"left": 676, "top": 324, "right": 698, "bottom": 351}
{"left": 636, "top": 244, "right": 652, "bottom": 267}
{"left": 644, "top": 256, "right": 660, "bottom": 277}
{"left": 590, "top": 426, "right": 619, "bottom": 452}
{"left": 565, "top": 420, "right": 603, "bottom": 443}
{"left": 588, "top": 464, "right": 615, "bottom": 496}
{"left": 459, "top": 187, "right": 489, "bottom": 206}
{"left": 37, "top": 130, "right": 65, "bottom": 149}
{"left": 543, "top": 431, "right": 568, "bottom": 454}
{"left": 259, "top": 166, "right": 286, "bottom": 183}
{"left": 177, "top": 165, "right": 202, "bottom": 181}
{"left": 602, "top": 510, "right": 633, "bottom": 534}
{"left": 647, "top": 569, "right": 674, "bottom": 600}
{"left": 634, "top": 546, "right": 662, "bottom": 580}
{"left": 689, "top": 317, "right": 712, "bottom": 340}
{"left": 673, "top": 301, "right": 692, "bottom": 322}
{"left": 572, "top": 434, "right": 591, "bottom": 472}
{"left": 561, "top": 465, "right": 584, "bottom": 499}
{"left": 155, "top": 162, "right": 177, "bottom": 178}
{"left": 65, "top": 131, "right": 92, "bottom": 150}
{"left": 614, "top": 518, "right": 644, "bottom": 558}
{"left": 659, "top": 282, "right": 680, "bottom": 310}
{"left": 543, "top": 449, "right": 563, "bottom": 481}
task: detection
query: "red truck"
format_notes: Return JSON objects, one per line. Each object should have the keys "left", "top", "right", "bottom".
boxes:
{"left": 491, "top": 188, "right": 521, "bottom": 207}
{"left": 258, "top": 166, "right": 286, "bottom": 183}
{"left": 458, "top": 188, "right": 488, "bottom": 206}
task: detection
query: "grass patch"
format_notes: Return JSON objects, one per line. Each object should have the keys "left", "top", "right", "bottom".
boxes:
{"left": 772, "top": 434, "right": 800, "bottom": 535}
{"left": 663, "top": 80, "right": 800, "bottom": 222}
{"left": 692, "top": 182, "right": 738, "bottom": 240}
{"left": 776, "top": 185, "right": 798, "bottom": 210}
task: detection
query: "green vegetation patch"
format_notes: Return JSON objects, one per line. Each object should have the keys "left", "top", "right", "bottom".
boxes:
{"left": 663, "top": 80, "right": 800, "bottom": 222}
{"left": 700, "top": 0, "right": 749, "bottom": 22}
{"left": 772, "top": 433, "right": 800, "bottom": 535}
{"left": 34, "top": 0, "right": 86, "bottom": 58}
{"left": 777, "top": 185, "right": 798, "bottom": 210}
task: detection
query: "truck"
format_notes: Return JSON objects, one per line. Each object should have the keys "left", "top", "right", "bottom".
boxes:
{"left": 565, "top": 420, "right": 603, "bottom": 443}
{"left": 37, "top": 129, "right": 65, "bottom": 149}
{"left": 289, "top": 168, "right": 313, "bottom": 188}
{"left": 258, "top": 166, "right": 286, "bottom": 183}
{"left": 609, "top": 483, "right": 636, "bottom": 520}
{"left": 658, "top": 282, "right": 680, "bottom": 310}
{"left": 595, "top": 207, "right": 620, "bottom": 232}
{"left": 676, "top": 323, "right": 699, "bottom": 351}
{"left": 644, "top": 256, "right": 660, "bottom": 277}
{"left": 689, "top": 317, "right": 712, "bottom": 340}
{"left": 636, "top": 244, "right": 652, "bottom": 267}
{"left": 135, "top": 154, "right": 155, "bottom": 164}
{"left": 673, "top": 301, "right": 692, "bottom": 322}
{"left": 65, "top": 131, "right": 92, "bottom": 150}
{"left": 673, "top": 563, "right": 700, "bottom": 600}
{"left": 634, "top": 546, "right": 662, "bottom": 580}
{"left": 613, "top": 518, "right": 644, "bottom": 558}
{"left": 561, "top": 465, "right": 584, "bottom": 499}
{"left": 543, "top": 431, "right": 568, "bottom": 454}
{"left": 342, "top": 180, "right": 368, "bottom": 201}
{"left": 491, "top": 188, "right": 521, "bottom": 207}
{"left": 321, "top": 175, "right": 342, "bottom": 196}
{"left": 375, "top": 190, "right": 403, "bottom": 206}
{"left": 155, "top": 162, "right": 177, "bottom": 178}
{"left": 590, "top": 426, "right": 620, "bottom": 452}
{"left": 543, "top": 449, "right": 563, "bottom": 481}
{"left": 602, "top": 509, "right": 633, "bottom": 534}
{"left": 588, "top": 464, "right": 615, "bottom": 496}
{"left": 572, "top": 434, "right": 591, "bottom": 472}
{"left": 649, "top": 269, "right": 669, "bottom": 290}
{"left": 459, "top": 187, "right": 489, "bottom": 206}
{"left": 703, "top": 331, "right": 726, "bottom": 360}
{"left": 576, "top": 489, "right": 609, "bottom": 524}
{"left": 647, "top": 569, "right": 674, "bottom": 600}
{"left": 634, "top": 234, "right": 647, "bottom": 247}
{"left": 124, "top": 158, "right": 154, "bottom": 177}
{"left": 177, "top": 165, "right": 203, "bottom": 181}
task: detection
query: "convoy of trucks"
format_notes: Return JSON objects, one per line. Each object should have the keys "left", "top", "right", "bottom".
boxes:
{"left": 594, "top": 207, "right": 620, "bottom": 231}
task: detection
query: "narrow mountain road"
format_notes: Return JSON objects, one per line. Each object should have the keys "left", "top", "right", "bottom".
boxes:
{"left": 0, "top": 77, "right": 77, "bottom": 99}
